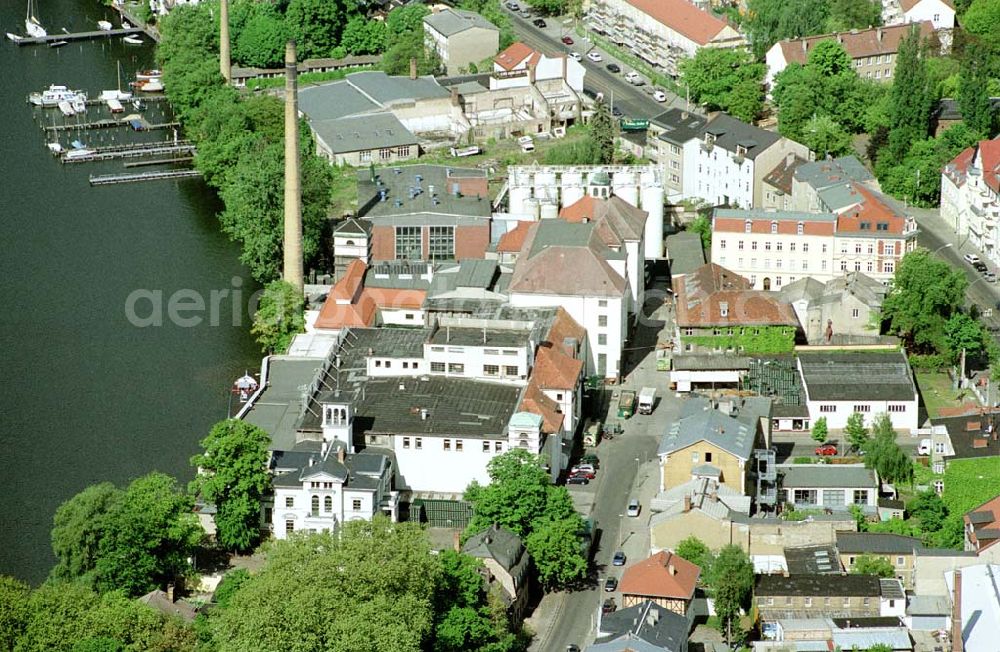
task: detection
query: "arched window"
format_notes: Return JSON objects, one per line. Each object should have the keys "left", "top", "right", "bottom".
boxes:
{"left": 311, "top": 495, "right": 320, "bottom": 514}
{"left": 770, "top": 221, "right": 778, "bottom": 234}
{"left": 324, "top": 496, "right": 333, "bottom": 513}
{"left": 744, "top": 220, "right": 752, "bottom": 233}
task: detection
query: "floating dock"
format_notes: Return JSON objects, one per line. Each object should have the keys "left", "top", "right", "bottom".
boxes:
{"left": 44, "top": 119, "right": 179, "bottom": 133}
{"left": 124, "top": 157, "right": 195, "bottom": 168}
{"left": 89, "top": 169, "right": 201, "bottom": 185}
{"left": 61, "top": 142, "right": 196, "bottom": 164}
{"left": 13, "top": 27, "right": 144, "bottom": 46}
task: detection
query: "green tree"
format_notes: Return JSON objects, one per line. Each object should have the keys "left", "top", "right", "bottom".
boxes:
{"left": 0, "top": 576, "right": 31, "bottom": 651}
{"left": 887, "top": 25, "right": 932, "bottom": 163}
{"left": 51, "top": 482, "right": 122, "bottom": 586}
{"left": 944, "top": 312, "right": 990, "bottom": 363}
{"left": 908, "top": 490, "right": 948, "bottom": 532}
{"left": 867, "top": 516, "right": 923, "bottom": 537}
{"left": 811, "top": 417, "right": 829, "bottom": 444}
{"left": 826, "top": 0, "right": 881, "bottom": 32}
{"left": 706, "top": 545, "right": 754, "bottom": 645}
{"left": 381, "top": 29, "right": 443, "bottom": 76}
{"left": 210, "top": 519, "right": 439, "bottom": 652}
{"left": 958, "top": 41, "right": 996, "bottom": 138}
{"left": 233, "top": 9, "right": 290, "bottom": 68}
{"left": 863, "top": 414, "right": 914, "bottom": 485}
{"left": 431, "top": 551, "right": 518, "bottom": 652}
{"left": 881, "top": 249, "right": 968, "bottom": 352}
{"left": 802, "top": 114, "right": 853, "bottom": 157}
{"left": 285, "top": 0, "right": 352, "bottom": 60}
{"left": 962, "top": 0, "right": 1000, "bottom": 52}
{"left": 386, "top": 4, "right": 431, "bottom": 36}
{"left": 845, "top": 412, "right": 869, "bottom": 452}
{"left": 190, "top": 420, "right": 272, "bottom": 552}
{"left": 744, "top": 0, "right": 829, "bottom": 58}
{"left": 341, "top": 16, "right": 387, "bottom": 55}
{"left": 251, "top": 280, "right": 306, "bottom": 354}
{"left": 675, "top": 536, "right": 714, "bottom": 574}
{"left": 679, "top": 48, "right": 765, "bottom": 122}
{"left": 851, "top": 554, "right": 895, "bottom": 578}
{"left": 686, "top": 214, "right": 712, "bottom": 252}
{"left": 589, "top": 100, "right": 617, "bottom": 164}
{"left": 464, "top": 450, "right": 587, "bottom": 589}
{"left": 530, "top": 0, "right": 568, "bottom": 15}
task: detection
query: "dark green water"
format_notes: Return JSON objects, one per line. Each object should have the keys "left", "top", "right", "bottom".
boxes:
{"left": 0, "top": 0, "right": 261, "bottom": 584}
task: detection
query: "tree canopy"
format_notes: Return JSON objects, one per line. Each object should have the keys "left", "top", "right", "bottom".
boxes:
{"left": 251, "top": 280, "right": 306, "bottom": 354}
{"left": 887, "top": 25, "right": 933, "bottom": 162}
{"left": 844, "top": 412, "right": 869, "bottom": 452}
{"left": 679, "top": 48, "right": 766, "bottom": 122}
{"left": 704, "top": 545, "right": 754, "bottom": 643}
{"left": 880, "top": 249, "right": 969, "bottom": 352}
{"left": 189, "top": 420, "right": 272, "bottom": 552}
{"left": 464, "top": 450, "right": 587, "bottom": 588}
{"left": 675, "top": 536, "right": 714, "bottom": 574}
{"left": 811, "top": 417, "right": 829, "bottom": 444}
{"left": 863, "top": 414, "right": 914, "bottom": 485}
{"left": 851, "top": 554, "right": 896, "bottom": 578}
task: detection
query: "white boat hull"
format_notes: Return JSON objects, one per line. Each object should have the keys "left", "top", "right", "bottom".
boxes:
{"left": 6, "top": 32, "right": 23, "bottom": 42}
{"left": 25, "top": 18, "right": 46, "bottom": 38}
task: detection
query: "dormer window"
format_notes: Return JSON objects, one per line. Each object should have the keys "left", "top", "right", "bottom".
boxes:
{"left": 770, "top": 221, "right": 778, "bottom": 234}
{"left": 736, "top": 144, "right": 748, "bottom": 157}
{"left": 745, "top": 220, "right": 752, "bottom": 233}
{"left": 877, "top": 222, "right": 889, "bottom": 231}
{"left": 797, "top": 221, "right": 804, "bottom": 235}
{"left": 705, "top": 133, "right": 716, "bottom": 146}
{"left": 720, "top": 301, "right": 729, "bottom": 317}
{"left": 860, "top": 221, "right": 870, "bottom": 230}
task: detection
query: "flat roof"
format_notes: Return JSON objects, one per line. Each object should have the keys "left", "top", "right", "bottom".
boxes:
{"left": 756, "top": 574, "right": 881, "bottom": 597}
{"left": 357, "top": 164, "right": 492, "bottom": 220}
{"left": 798, "top": 350, "right": 915, "bottom": 402}
{"left": 243, "top": 357, "right": 329, "bottom": 452}
{"left": 429, "top": 326, "right": 531, "bottom": 348}
{"left": 779, "top": 464, "right": 877, "bottom": 489}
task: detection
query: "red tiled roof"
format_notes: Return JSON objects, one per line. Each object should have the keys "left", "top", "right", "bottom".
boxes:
{"left": 333, "top": 259, "right": 366, "bottom": 302}
{"left": 619, "top": 551, "right": 700, "bottom": 601}
{"left": 494, "top": 42, "right": 540, "bottom": 71}
{"left": 835, "top": 183, "right": 905, "bottom": 233}
{"left": 779, "top": 22, "right": 933, "bottom": 66}
{"left": 315, "top": 292, "right": 377, "bottom": 330}
{"left": 519, "top": 382, "right": 563, "bottom": 434}
{"left": 624, "top": 0, "right": 730, "bottom": 45}
{"left": 532, "top": 345, "right": 583, "bottom": 390}
{"left": 978, "top": 139, "right": 1000, "bottom": 194}
{"left": 548, "top": 307, "right": 586, "bottom": 354}
{"left": 363, "top": 287, "right": 426, "bottom": 311}
{"left": 313, "top": 261, "right": 426, "bottom": 330}
{"left": 498, "top": 221, "right": 532, "bottom": 253}
{"left": 559, "top": 195, "right": 647, "bottom": 246}
{"left": 943, "top": 145, "right": 976, "bottom": 187}
{"left": 673, "top": 263, "right": 798, "bottom": 328}
{"left": 964, "top": 494, "right": 1000, "bottom": 551}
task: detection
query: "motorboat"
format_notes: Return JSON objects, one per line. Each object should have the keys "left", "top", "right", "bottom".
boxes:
{"left": 64, "top": 148, "right": 95, "bottom": 160}
{"left": 123, "top": 35, "right": 142, "bottom": 45}
{"left": 135, "top": 69, "right": 162, "bottom": 81}
{"left": 47, "top": 142, "right": 63, "bottom": 155}
{"left": 99, "top": 89, "right": 132, "bottom": 101}
{"left": 71, "top": 95, "right": 86, "bottom": 114}
{"left": 58, "top": 100, "right": 75, "bottom": 116}
{"left": 131, "top": 78, "right": 163, "bottom": 93}
{"left": 97, "top": 20, "right": 113, "bottom": 31}
{"left": 48, "top": 39, "right": 67, "bottom": 47}
{"left": 106, "top": 98, "right": 123, "bottom": 113}
{"left": 6, "top": 32, "right": 24, "bottom": 43}
{"left": 30, "top": 85, "right": 80, "bottom": 107}
{"left": 132, "top": 98, "right": 146, "bottom": 111}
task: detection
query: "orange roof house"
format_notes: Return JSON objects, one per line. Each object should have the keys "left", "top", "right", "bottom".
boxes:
{"left": 494, "top": 42, "right": 542, "bottom": 71}
{"left": 619, "top": 551, "right": 700, "bottom": 613}
{"left": 314, "top": 261, "right": 427, "bottom": 331}
{"left": 964, "top": 494, "right": 1000, "bottom": 553}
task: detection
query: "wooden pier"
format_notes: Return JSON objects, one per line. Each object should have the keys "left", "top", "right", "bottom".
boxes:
{"left": 89, "top": 170, "right": 201, "bottom": 186}
{"left": 13, "top": 27, "right": 144, "bottom": 46}
{"left": 124, "top": 157, "right": 195, "bottom": 168}
{"left": 44, "top": 119, "right": 180, "bottom": 133}
{"left": 61, "top": 142, "right": 196, "bottom": 164}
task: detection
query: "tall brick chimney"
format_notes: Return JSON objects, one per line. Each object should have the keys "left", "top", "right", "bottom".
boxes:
{"left": 951, "top": 570, "right": 964, "bottom": 652}
{"left": 283, "top": 41, "right": 304, "bottom": 293}
{"left": 219, "top": 0, "right": 231, "bottom": 83}
{"left": 409, "top": 58, "right": 418, "bottom": 80}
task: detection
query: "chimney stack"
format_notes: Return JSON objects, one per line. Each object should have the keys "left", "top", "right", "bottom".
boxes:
{"left": 668, "top": 563, "right": 676, "bottom": 576}
{"left": 409, "top": 58, "right": 418, "bottom": 80}
{"left": 219, "top": 0, "right": 231, "bottom": 83}
{"left": 337, "top": 446, "right": 346, "bottom": 464}
{"left": 283, "top": 41, "right": 304, "bottom": 294}
{"left": 877, "top": 27, "right": 884, "bottom": 42}
{"left": 952, "top": 570, "right": 964, "bottom": 652}
{"left": 683, "top": 495, "right": 692, "bottom": 512}
{"left": 453, "top": 531, "right": 462, "bottom": 552}
{"left": 450, "top": 86, "right": 459, "bottom": 107}
{"left": 166, "top": 583, "right": 176, "bottom": 603}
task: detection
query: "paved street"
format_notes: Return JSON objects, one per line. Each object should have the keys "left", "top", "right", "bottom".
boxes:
{"left": 530, "top": 298, "right": 680, "bottom": 651}
{"left": 503, "top": 5, "right": 685, "bottom": 120}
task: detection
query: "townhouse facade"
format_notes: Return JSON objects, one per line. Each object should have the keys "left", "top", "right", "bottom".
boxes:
{"left": 586, "top": 0, "right": 744, "bottom": 77}
{"left": 423, "top": 8, "right": 499, "bottom": 75}
{"left": 941, "top": 138, "right": 1000, "bottom": 267}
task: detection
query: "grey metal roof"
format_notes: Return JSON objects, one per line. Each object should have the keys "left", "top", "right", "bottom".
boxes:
{"left": 665, "top": 231, "right": 705, "bottom": 276}
{"left": 837, "top": 532, "right": 923, "bottom": 554}
{"left": 650, "top": 107, "right": 708, "bottom": 145}
{"left": 701, "top": 112, "right": 782, "bottom": 160}
{"left": 906, "top": 594, "right": 950, "bottom": 615}
{"left": 345, "top": 70, "right": 450, "bottom": 105}
{"left": 299, "top": 80, "right": 380, "bottom": 122}
{"left": 357, "top": 165, "right": 492, "bottom": 220}
{"left": 798, "top": 350, "right": 915, "bottom": 402}
{"left": 243, "top": 357, "right": 330, "bottom": 452}
{"left": 423, "top": 8, "right": 498, "bottom": 36}
{"left": 312, "top": 112, "right": 417, "bottom": 155}
{"left": 794, "top": 156, "right": 874, "bottom": 190}
{"left": 833, "top": 628, "right": 912, "bottom": 651}
{"left": 657, "top": 396, "right": 767, "bottom": 459}
{"left": 779, "top": 464, "right": 877, "bottom": 489}
{"left": 333, "top": 217, "right": 372, "bottom": 235}
{"left": 755, "top": 574, "right": 881, "bottom": 597}
{"left": 338, "top": 327, "right": 430, "bottom": 360}
{"left": 879, "top": 578, "right": 905, "bottom": 600}
{"left": 428, "top": 325, "right": 530, "bottom": 348}
{"left": 671, "top": 354, "right": 750, "bottom": 371}
{"left": 784, "top": 545, "right": 841, "bottom": 574}
{"left": 595, "top": 600, "right": 690, "bottom": 652}
{"left": 714, "top": 208, "right": 836, "bottom": 223}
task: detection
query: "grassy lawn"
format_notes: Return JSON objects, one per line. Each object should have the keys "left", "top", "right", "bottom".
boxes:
{"left": 915, "top": 370, "right": 969, "bottom": 418}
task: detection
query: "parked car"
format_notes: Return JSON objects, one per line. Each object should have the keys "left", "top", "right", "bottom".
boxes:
{"left": 984, "top": 271, "right": 997, "bottom": 283}
{"left": 567, "top": 646, "right": 581, "bottom": 652}
{"left": 626, "top": 498, "right": 641, "bottom": 517}
{"left": 567, "top": 475, "right": 590, "bottom": 485}
{"left": 587, "top": 51, "right": 603, "bottom": 62}
{"left": 612, "top": 551, "right": 626, "bottom": 566}
{"left": 653, "top": 90, "right": 667, "bottom": 102}
{"left": 815, "top": 444, "right": 838, "bottom": 456}
{"left": 569, "top": 51, "right": 582, "bottom": 61}
{"left": 582, "top": 87, "right": 599, "bottom": 99}
{"left": 561, "top": 35, "right": 574, "bottom": 44}
{"left": 519, "top": 9, "right": 532, "bottom": 17}
{"left": 517, "top": 135, "right": 535, "bottom": 152}
{"left": 611, "top": 106, "right": 624, "bottom": 117}
{"left": 624, "top": 71, "right": 643, "bottom": 85}
{"left": 580, "top": 454, "right": 600, "bottom": 467}
{"left": 604, "top": 577, "right": 618, "bottom": 592}
{"left": 606, "top": 63, "right": 621, "bottom": 73}
{"left": 602, "top": 598, "right": 617, "bottom": 614}
{"left": 965, "top": 253, "right": 982, "bottom": 265}
{"left": 974, "top": 261, "right": 988, "bottom": 272}
{"left": 505, "top": 1, "right": 520, "bottom": 9}
{"left": 533, "top": 18, "right": 547, "bottom": 27}
{"left": 571, "top": 464, "right": 596, "bottom": 474}
{"left": 570, "top": 470, "right": 596, "bottom": 480}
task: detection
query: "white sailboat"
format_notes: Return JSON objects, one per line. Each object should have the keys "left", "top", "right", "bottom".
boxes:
{"left": 25, "top": 0, "right": 46, "bottom": 38}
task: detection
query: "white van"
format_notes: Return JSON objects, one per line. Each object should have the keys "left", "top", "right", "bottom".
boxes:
{"left": 517, "top": 135, "right": 535, "bottom": 152}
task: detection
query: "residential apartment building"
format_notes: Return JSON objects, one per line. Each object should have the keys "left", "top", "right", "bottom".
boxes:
{"left": 765, "top": 22, "right": 935, "bottom": 90}
{"left": 964, "top": 494, "right": 1000, "bottom": 554}
{"left": 423, "top": 8, "right": 499, "bottom": 75}
{"left": 648, "top": 108, "right": 708, "bottom": 202}
{"left": 882, "top": 0, "right": 955, "bottom": 32}
{"left": 837, "top": 532, "right": 924, "bottom": 589}
{"left": 586, "top": 0, "right": 744, "bottom": 77}
{"left": 941, "top": 137, "right": 1000, "bottom": 267}
{"left": 688, "top": 113, "right": 812, "bottom": 209}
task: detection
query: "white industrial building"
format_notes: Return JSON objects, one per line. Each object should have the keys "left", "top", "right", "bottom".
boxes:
{"left": 504, "top": 164, "right": 665, "bottom": 259}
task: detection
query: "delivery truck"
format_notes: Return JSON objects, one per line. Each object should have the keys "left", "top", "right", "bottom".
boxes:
{"left": 637, "top": 387, "right": 656, "bottom": 415}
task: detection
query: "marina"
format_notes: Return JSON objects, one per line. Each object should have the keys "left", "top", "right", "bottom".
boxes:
{"left": 10, "top": 26, "right": 144, "bottom": 46}
{"left": 89, "top": 169, "right": 202, "bottom": 185}
{"left": 58, "top": 140, "right": 196, "bottom": 163}
{"left": 42, "top": 118, "right": 179, "bottom": 133}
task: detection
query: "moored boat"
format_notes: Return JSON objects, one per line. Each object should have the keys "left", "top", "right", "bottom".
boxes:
{"left": 135, "top": 69, "right": 162, "bottom": 81}
{"left": 58, "top": 100, "right": 75, "bottom": 116}
{"left": 47, "top": 142, "right": 63, "bottom": 155}
{"left": 99, "top": 89, "right": 132, "bottom": 101}
{"left": 25, "top": 0, "right": 46, "bottom": 38}
{"left": 29, "top": 85, "right": 83, "bottom": 107}
{"left": 123, "top": 35, "right": 143, "bottom": 45}
{"left": 71, "top": 96, "right": 86, "bottom": 114}
{"left": 131, "top": 78, "right": 163, "bottom": 93}
{"left": 64, "top": 148, "right": 95, "bottom": 160}
{"left": 48, "top": 40, "right": 67, "bottom": 48}
{"left": 97, "top": 20, "right": 112, "bottom": 31}
{"left": 6, "top": 32, "right": 23, "bottom": 42}
{"left": 106, "top": 98, "right": 123, "bottom": 113}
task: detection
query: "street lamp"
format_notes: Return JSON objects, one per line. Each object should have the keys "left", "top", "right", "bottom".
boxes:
{"left": 635, "top": 456, "right": 641, "bottom": 479}
{"left": 618, "top": 513, "right": 625, "bottom": 547}
{"left": 932, "top": 243, "right": 953, "bottom": 255}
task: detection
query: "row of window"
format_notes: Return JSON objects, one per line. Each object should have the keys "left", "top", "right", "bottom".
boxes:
{"left": 428, "top": 346, "right": 520, "bottom": 356}
{"left": 401, "top": 437, "right": 505, "bottom": 453}
{"left": 359, "top": 145, "right": 412, "bottom": 162}
{"left": 817, "top": 404, "right": 907, "bottom": 413}
{"left": 723, "top": 239, "right": 822, "bottom": 252}
{"left": 792, "top": 489, "right": 869, "bottom": 505}
{"left": 374, "top": 359, "right": 418, "bottom": 369}
{"left": 283, "top": 495, "right": 364, "bottom": 511}
{"left": 761, "top": 596, "right": 871, "bottom": 607}
{"left": 483, "top": 364, "right": 521, "bottom": 377}
{"left": 857, "top": 53, "right": 894, "bottom": 66}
